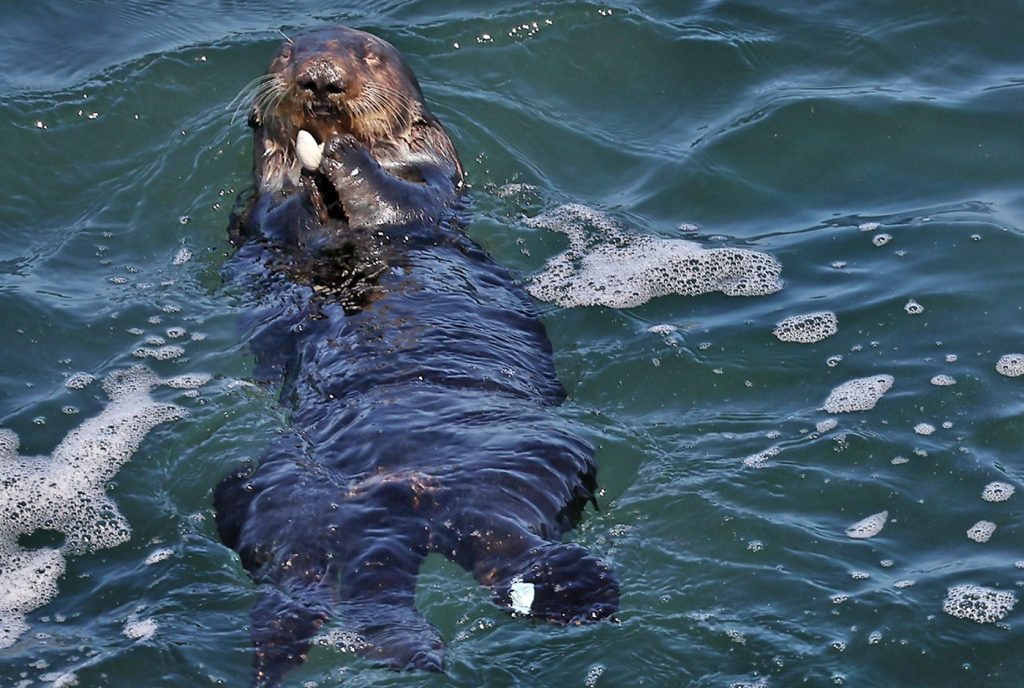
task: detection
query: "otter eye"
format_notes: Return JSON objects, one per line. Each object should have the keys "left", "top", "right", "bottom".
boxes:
{"left": 279, "top": 46, "right": 292, "bottom": 60}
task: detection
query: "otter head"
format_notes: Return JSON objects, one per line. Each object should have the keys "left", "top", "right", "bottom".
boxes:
{"left": 247, "top": 26, "right": 457, "bottom": 193}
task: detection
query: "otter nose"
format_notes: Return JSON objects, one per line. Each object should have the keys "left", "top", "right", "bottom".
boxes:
{"left": 296, "top": 61, "right": 346, "bottom": 96}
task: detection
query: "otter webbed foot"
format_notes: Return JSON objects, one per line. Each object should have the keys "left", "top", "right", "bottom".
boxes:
{"left": 490, "top": 543, "right": 619, "bottom": 625}
{"left": 341, "top": 600, "right": 445, "bottom": 672}
{"left": 249, "top": 588, "right": 330, "bottom": 688}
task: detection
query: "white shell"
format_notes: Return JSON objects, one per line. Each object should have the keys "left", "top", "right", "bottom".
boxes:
{"left": 509, "top": 577, "right": 535, "bottom": 615}
{"left": 295, "top": 129, "right": 324, "bottom": 170}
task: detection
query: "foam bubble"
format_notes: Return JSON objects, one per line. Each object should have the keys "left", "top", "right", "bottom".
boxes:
{"left": 123, "top": 615, "right": 158, "bottom": 641}
{"left": 144, "top": 548, "right": 173, "bottom": 565}
{"left": 773, "top": 311, "right": 838, "bottom": 344}
{"left": 858, "top": 222, "right": 880, "bottom": 232}
{"left": 316, "top": 628, "right": 371, "bottom": 654}
{"left": 943, "top": 585, "right": 1016, "bottom": 624}
{"left": 64, "top": 373, "right": 95, "bottom": 390}
{"left": 816, "top": 418, "right": 838, "bottom": 433}
{"left": 914, "top": 423, "right": 935, "bottom": 436}
{"left": 996, "top": 354, "right": 1024, "bottom": 377}
{"left": 930, "top": 374, "right": 955, "bottom": 386}
{"left": 0, "top": 366, "right": 193, "bottom": 649}
{"left": 845, "top": 511, "right": 888, "bottom": 539}
{"left": 823, "top": 375, "right": 894, "bottom": 413}
{"left": 132, "top": 345, "right": 184, "bottom": 360}
{"left": 525, "top": 204, "right": 782, "bottom": 308}
{"left": 872, "top": 233, "right": 892, "bottom": 246}
{"left": 742, "top": 446, "right": 779, "bottom": 469}
{"left": 967, "top": 521, "right": 996, "bottom": 543}
{"left": 163, "top": 373, "right": 212, "bottom": 389}
{"left": 904, "top": 299, "right": 924, "bottom": 315}
{"left": 171, "top": 248, "right": 193, "bottom": 266}
{"left": 982, "top": 482, "right": 1014, "bottom": 503}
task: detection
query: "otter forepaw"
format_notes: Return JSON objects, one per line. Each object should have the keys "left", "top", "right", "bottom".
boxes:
{"left": 322, "top": 135, "right": 375, "bottom": 171}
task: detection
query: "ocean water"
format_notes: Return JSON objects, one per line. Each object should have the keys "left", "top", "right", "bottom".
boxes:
{"left": 2, "top": 1, "right": 1024, "bottom": 686}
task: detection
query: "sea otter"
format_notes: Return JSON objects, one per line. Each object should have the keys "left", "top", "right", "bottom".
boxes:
{"left": 214, "top": 26, "right": 618, "bottom": 687}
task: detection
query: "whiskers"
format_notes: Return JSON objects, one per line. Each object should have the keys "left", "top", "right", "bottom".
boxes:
{"left": 227, "top": 73, "right": 288, "bottom": 125}
{"left": 346, "top": 82, "right": 415, "bottom": 139}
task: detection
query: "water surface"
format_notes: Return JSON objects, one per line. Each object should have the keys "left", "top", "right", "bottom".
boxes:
{"left": 2, "top": 1, "right": 1023, "bottom": 686}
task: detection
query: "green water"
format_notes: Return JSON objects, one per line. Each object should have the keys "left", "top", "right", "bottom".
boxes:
{"left": 2, "top": 1, "right": 1024, "bottom": 686}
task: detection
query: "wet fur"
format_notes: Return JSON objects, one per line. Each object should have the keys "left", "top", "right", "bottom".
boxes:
{"left": 215, "top": 26, "right": 618, "bottom": 687}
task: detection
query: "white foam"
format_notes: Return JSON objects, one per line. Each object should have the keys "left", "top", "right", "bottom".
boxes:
{"left": 914, "top": 423, "right": 935, "bottom": 436}
{"left": 171, "top": 248, "right": 193, "bottom": 266}
{"left": 823, "top": 375, "right": 894, "bottom": 413}
{"left": 742, "top": 446, "right": 779, "bottom": 469}
{"left": 967, "top": 521, "right": 996, "bottom": 543}
{"left": 904, "top": 299, "right": 924, "bottom": 315}
{"left": 525, "top": 204, "right": 782, "bottom": 308}
{"left": 845, "top": 510, "right": 888, "bottom": 539}
{"left": 816, "top": 418, "right": 838, "bottom": 433}
{"left": 858, "top": 222, "right": 880, "bottom": 232}
{"left": 996, "top": 354, "right": 1024, "bottom": 377}
{"left": 943, "top": 585, "right": 1016, "bottom": 624}
{"left": 132, "top": 345, "right": 185, "bottom": 360}
{"left": 64, "top": 373, "right": 95, "bottom": 390}
{"left": 982, "top": 482, "right": 1015, "bottom": 503}
{"left": 773, "top": 311, "right": 838, "bottom": 344}
{"left": 144, "top": 548, "right": 173, "bottom": 565}
{"left": 0, "top": 366, "right": 202, "bottom": 649}
{"left": 930, "top": 374, "right": 956, "bottom": 386}
{"left": 872, "top": 233, "right": 892, "bottom": 246}
{"left": 123, "top": 615, "right": 158, "bottom": 641}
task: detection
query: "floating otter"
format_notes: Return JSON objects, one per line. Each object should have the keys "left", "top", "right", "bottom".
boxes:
{"left": 214, "top": 26, "right": 618, "bottom": 687}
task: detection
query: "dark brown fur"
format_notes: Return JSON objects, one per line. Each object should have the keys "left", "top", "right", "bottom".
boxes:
{"left": 216, "top": 26, "right": 617, "bottom": 688}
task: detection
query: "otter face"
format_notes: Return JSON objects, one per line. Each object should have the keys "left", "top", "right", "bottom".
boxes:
{"left": 247, "top": 26, "right": 438, "bottom": 193}
{"left": 258, "top": 27, "right": 424, "bottom": 146}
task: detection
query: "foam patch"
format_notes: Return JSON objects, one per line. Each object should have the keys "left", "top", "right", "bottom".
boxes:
{"left": 996, "top": 354, "right": 1024, "bottom": 377}
{"left": 823, "top": 375, "right": 894, "bottom": 413}
{"left": 943, "top": 585, "right": 1016, "bottom": 624}
{"left": 0, "top": 366, "right": 204, "bottom": 649}
{"left": 525, "top": 204, "right": 782, "bottom": 308}
{"left": 773, "top": 311, "right": 838, "bottom": 343}
{"left": 982, "top": 482, "right": 1014, "bottom": 503}
{"left": 967, "top": 521, "right": 996, "bottom": 543}
{"left": 845, "top": 510, "right": 888, "bottom": 539}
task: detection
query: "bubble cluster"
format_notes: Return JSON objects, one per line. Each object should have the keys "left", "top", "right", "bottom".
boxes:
{"left": 132, "top": 345, "right": 185, "bottom": 360}
{"left": 996, "top": 354, "right": 1024, "bottom": 377}
{"left": 123, "top": 615, "right": 158, "bottom": 641}
{"left": 773, "top": 311, "right": 838, "bottom": 344}
{"left": 823, "top": 375, "right": 894, "bottom": 413}
{"left": 144, "top": 548, "right": 173, "bottom": 565}
{"left": 981, "top": 482, "right": 1014, "bottom": 503}
{"left": 914, "top": 423, "right": 935, "bottom": 436}
{"left": 0, "top": 366, "right": 201, "bottom": 648}
{"left": 525, "top": 204, "right": 782, "bottom": 308}
{"left": 943, "top": 585, "right": 1016, "bottom": 624}
{"left": 967, "top": 521, "right": 996, "bottom": 543}
{"left": 930, "top": 374, "right": 955, "bottom": 386}
{"left": 64, "top": 373, "right": 95, "bottom": 390}
{"left": 742, "top": 447, "right": 779, "bottom": 469}
{"left": 872, "top": 234, "right": 892, "bottom": 247}
{"left": 845, "top": 511, "right": 888, "bottom": 539}
{"left": 904, "top": 299, "right": 924, "bottom": 315}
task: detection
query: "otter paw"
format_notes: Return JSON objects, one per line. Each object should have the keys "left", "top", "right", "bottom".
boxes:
{"left": 322, "top": 135, "right": 373, "bottom": 168}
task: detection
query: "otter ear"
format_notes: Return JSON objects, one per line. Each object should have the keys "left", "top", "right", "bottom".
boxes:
{"left": 248, "top": 106, "right": 262, "bottom": 129}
